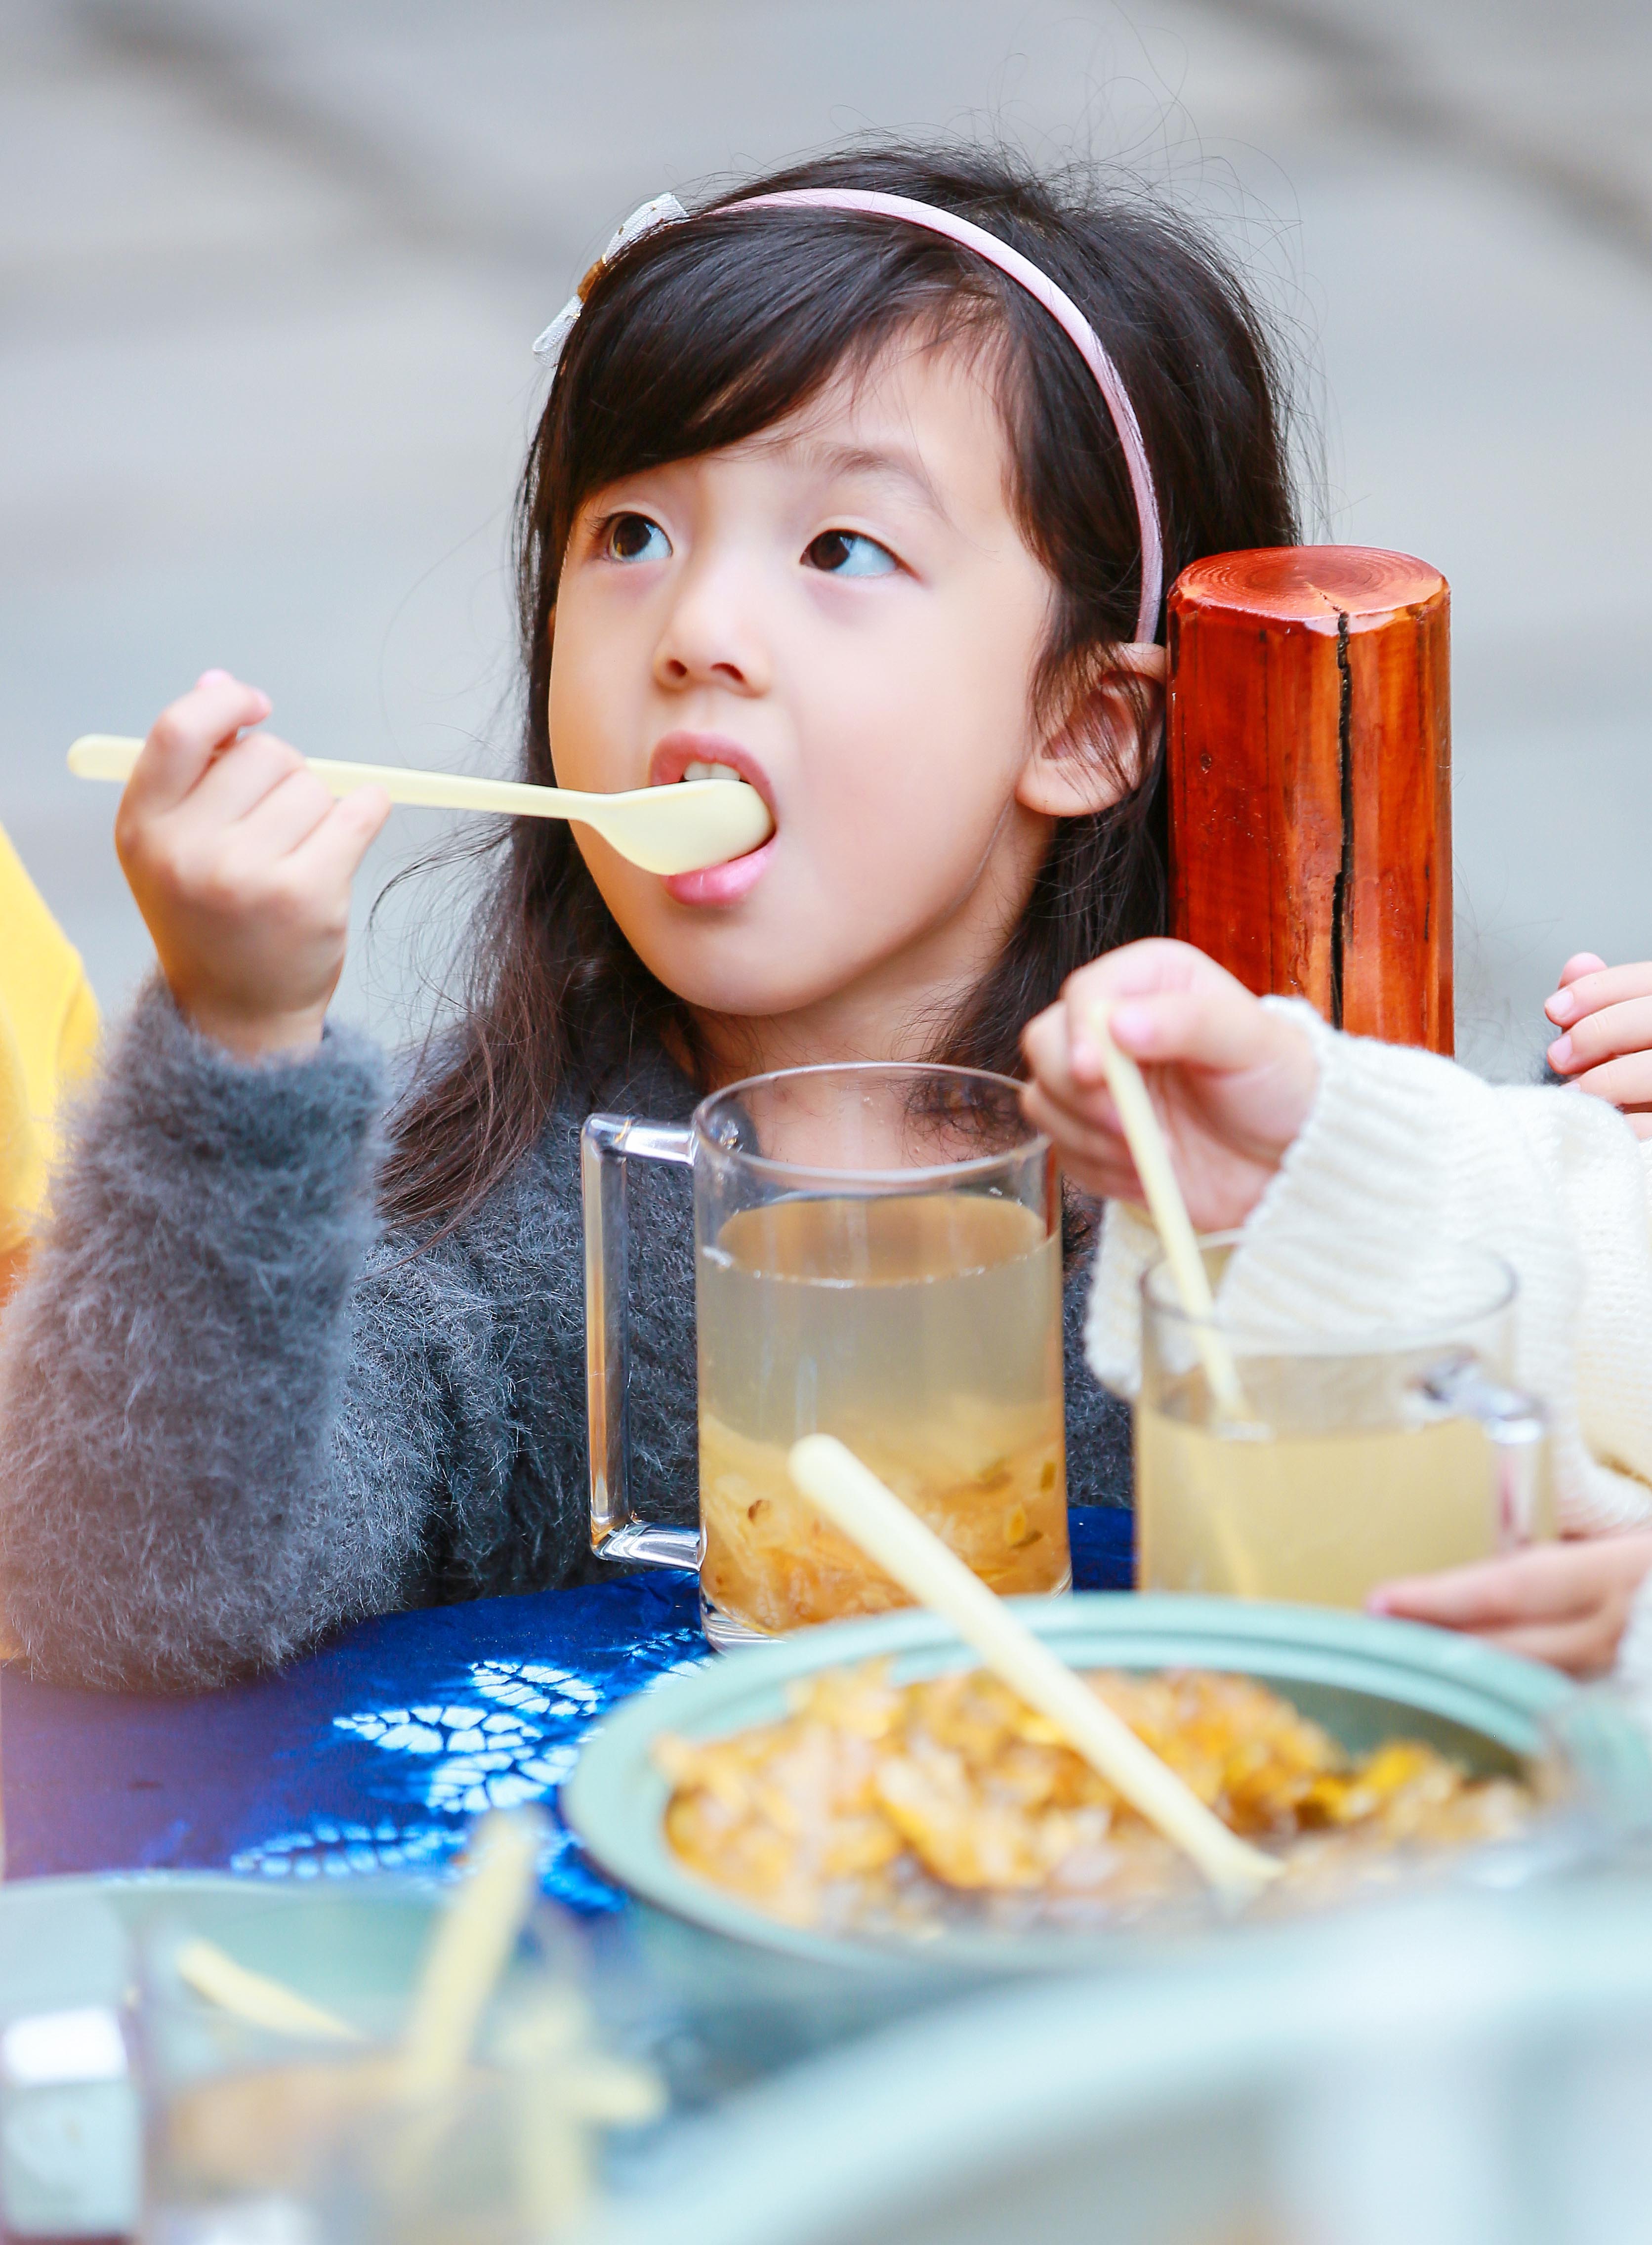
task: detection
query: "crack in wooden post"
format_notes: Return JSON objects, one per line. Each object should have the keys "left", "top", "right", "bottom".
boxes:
{"left": 1329, "top": 608, "right": 1354, "bottom": 1030}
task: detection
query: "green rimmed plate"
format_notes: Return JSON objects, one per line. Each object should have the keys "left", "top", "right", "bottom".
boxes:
{"left": 561, "top": 1592, "right": 1652, "bottom": 1971}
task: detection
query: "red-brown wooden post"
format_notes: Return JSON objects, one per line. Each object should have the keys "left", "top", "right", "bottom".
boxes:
{"left": 1166, "top": 546, "right": 1452, "bottom": 1053}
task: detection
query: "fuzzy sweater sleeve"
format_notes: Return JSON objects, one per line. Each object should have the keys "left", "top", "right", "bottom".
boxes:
{"left": 1085, "top": 998, "right": 1652, "bottom": 1535}
{"left": 0, "top": 983, "right": 451, "bottom": 1689}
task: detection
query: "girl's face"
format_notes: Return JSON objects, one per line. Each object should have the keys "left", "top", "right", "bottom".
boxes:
{"left": 549, "top": 333, "right": 1128, "bottom": 1073}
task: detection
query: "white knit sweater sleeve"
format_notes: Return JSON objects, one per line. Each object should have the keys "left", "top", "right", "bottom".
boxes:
{"left": 1084, "top": 997, "right": 1652, "bottom": 1536}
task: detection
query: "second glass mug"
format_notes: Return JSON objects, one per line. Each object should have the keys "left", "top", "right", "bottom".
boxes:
{"left": 1135, "top": 1236, "right": 1554, "bottom": 1609}
{"left": 582, "top": 1063, "right": 1069, "bottom": 1648}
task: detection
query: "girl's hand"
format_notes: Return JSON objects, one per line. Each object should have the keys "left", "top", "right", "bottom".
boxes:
{"left": 1019, "top": 937, "right": 1319, "bottom": 1231}
{"left": 115, "top": 670, "right": 390, "bottom": 1060}
{"left": 1544, "top": 952, "right": 1652, "bottom": 1139}
{"left": 1368, "top": 1531, "right": 1652, "bottom": 1676}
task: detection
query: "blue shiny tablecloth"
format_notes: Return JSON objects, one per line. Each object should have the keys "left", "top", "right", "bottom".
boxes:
{"left": 0, "top": 1507, "right": 1132, "bottom": 1900}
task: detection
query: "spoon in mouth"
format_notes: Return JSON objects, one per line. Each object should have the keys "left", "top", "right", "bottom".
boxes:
{"left": 66, "top": 736, "right": 775, "bottom": 878}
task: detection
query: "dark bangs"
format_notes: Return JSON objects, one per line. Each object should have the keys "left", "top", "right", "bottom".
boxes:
{"left": 381, "top": 145, "right": 1296, "bottom": 1234}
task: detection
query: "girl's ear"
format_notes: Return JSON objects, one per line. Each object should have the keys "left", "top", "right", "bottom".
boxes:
{"left": 1015, "top": 647, "right": 1165, "bottom": 820}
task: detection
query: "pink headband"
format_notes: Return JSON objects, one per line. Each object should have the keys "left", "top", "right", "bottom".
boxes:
{"left": 534, "top": 188, "right": 1163, "bottom": 644}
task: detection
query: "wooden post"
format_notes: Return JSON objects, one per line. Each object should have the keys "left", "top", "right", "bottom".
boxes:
{"left": 1166, "top": 547, "right": 1452, "bottom": 1053}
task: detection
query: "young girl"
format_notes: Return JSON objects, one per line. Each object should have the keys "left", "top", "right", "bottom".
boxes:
{"left": 0, "top": 145, "right": 1299, "bottom": 1690}
{"left": 1021, "top": 943, "right": 1652, "bottom": 1681}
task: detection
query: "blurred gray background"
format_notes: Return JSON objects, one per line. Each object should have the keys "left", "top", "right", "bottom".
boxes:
{"left": 6, "top": 0, "right": 1650, "bottom": 1079}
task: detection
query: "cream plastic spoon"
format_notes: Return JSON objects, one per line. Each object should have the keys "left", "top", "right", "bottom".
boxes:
{"left": 66, "top": 735, "right": 774, "bottom": 879}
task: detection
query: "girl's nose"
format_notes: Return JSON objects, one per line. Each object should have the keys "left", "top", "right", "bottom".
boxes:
{"left": 652, "top": 564, "right": 771, "bottom": 697}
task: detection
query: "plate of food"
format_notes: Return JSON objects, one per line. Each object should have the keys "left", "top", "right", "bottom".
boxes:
{"left": 561, "top": 1592, "right": 1652, "bottom": 1970}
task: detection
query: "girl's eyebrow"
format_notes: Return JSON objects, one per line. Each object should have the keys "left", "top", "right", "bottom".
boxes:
{"left": 786, "top": 436, "right": 952, "bottom": 524}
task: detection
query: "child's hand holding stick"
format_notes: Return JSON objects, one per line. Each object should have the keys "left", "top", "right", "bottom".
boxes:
{"left": 1074, "top": 1002, "right": 1251, "bottom": 1421}
{"left": 113, "top": 670, "right": 391, "bottom": 1062}
{"left": 1020, "top": 938, "right": 1320, "bottom": 1235}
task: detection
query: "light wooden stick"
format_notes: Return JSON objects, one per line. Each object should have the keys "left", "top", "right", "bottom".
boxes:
{"left": 175, "top": 1937, "right": 363, "bottom": 2043}
{"left": 787, "top": 1436, "right": 1280, "bottom": 1897}
{"left": 1085, "top": 1004, "right": 1249, "bottom": 1419}
{"left": 497, "top": 1996, "right": 664, "bottom": 2234}
{"left": 69, "top": 734, "right": 581, "bottom": 820}
{"left": 65, "top": 734, "right": 773, "bottom": 879}
{"left": 396, "top": 1808, "right": 544, "bottom": 2100}
{"left": 68, "top": 741, "right": 687, "bottom": 831}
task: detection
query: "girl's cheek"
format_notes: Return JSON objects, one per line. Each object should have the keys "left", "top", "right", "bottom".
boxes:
{"left": 547, "top": 648, "right": 633, "bottom": 789}
{"left": 812, "top": 659, "right": 960, "bottom": 804}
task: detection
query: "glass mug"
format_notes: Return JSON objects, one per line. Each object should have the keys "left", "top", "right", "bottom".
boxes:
{"left": 1135, "top": 1237, "right": 1554, "bottom": 1609}
{"left": 583, "top": 1063, "right": 1068, "bottom": 1648}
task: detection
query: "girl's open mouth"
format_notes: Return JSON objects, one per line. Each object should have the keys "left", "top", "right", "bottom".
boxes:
{"left": 649, "top": 733, "right": 779, "bottom": 906}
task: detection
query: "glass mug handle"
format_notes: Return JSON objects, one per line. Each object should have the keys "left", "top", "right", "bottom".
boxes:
{"left": 581, "top": 1114, "right": 700, "bottom": 1570}
{"left": 1416, "top": 1352, "right": 1555, "bottom": 1547}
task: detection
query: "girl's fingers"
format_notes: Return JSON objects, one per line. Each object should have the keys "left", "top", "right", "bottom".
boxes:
{"left": 286, "top": 786, "right": 391, "bottom": 893}
{"left": 1060, "top": 941, "right": 1222, "bottom": 1080}
{"left": 1105, "top": 985, "right": 1266, "bottom": 1071}
{"left": 1067, "top": 986, "right": 1197, "bottom": 1085}
{"left": 224, "top": 764, "right": 339, "bottom": 861}
{"left": 1020, "top": 1074, "right": 1127, "bottom": 1162}
{"left": 1024, "top": 1069, "right": 1124, "bottom": 1145}
{"left": 1067, "top": 937, "right": 1214, "bottom": 1003}
{"left": 1019, "top": 1082, "right": 1142, "bottom": 1199}
{"left": 1568, "top": 1053, "right": 1652, "bottom": 1111}
{"left": 1548, "top": 991, "right": 1652, "bottom": 1069}
{"left": 1028, "top": 1109, "right": 1138, "bottom": 1193}
{"left": 1021, "top": 1008, "right": 1129, "bottom": 1139}
{"left": 124, "top": 677, "right": 273, "bottom": 817}
{"left": 1372, "top": 1580, "right": 1624, "bottom": 1673}
{"left": 1368, "top": 1545, "right": 1595, "bottom": 1630}
{"left": 1371, "top": 1532, "right": 1652, "bottom": 1643}
{"left": 1545, "top": 962, "right": 1652, "bottom": 1030}
{"left": 1473, "top": 1619, "right": 1619, "bottom": 1676}
{"left": 1557, "top": 951, "right": 1608, "bottom": 990}
{"left": 177, "top": 729, "right": 310, "bottom": 829}
{"left": 1021, "top": 1000, "right": 1077, "bottom": 1096}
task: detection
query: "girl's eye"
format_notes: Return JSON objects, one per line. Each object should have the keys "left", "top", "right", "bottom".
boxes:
{"left": 803, "top": 530, "right": 898, "bottom": 579}
{"left": 604, "top": 513, "right": 671, "bottom": 563}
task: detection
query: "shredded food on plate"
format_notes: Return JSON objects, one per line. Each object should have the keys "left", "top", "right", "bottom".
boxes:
{"left": 656, "top": 1664, "right": 1534, "bottom": 1932}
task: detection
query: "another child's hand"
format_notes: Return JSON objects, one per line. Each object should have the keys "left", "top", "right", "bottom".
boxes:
{"left": 116, "top": 671, "right": 390, "bottom": 1060}
{"left": 1368, "top": 1531, "right": 1652, "bottom": 1676}
{"left": 1020, "top": 938, "right": 1319, "bottom": 1231}
{"left": 1545, "top": 952, "right": 1652, "bottom": 1139}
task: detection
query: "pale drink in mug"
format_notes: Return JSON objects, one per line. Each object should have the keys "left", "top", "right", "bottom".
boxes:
{"left": 584, "top": 1064, "right": 1068, "bottom": 1647}
{"left": 1135, "top": 1238, "right": 1552, "bottom": 1609}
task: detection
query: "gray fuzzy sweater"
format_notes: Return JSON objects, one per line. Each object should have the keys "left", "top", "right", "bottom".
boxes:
{"left": 0, "top": 983, "right": 1132, "bottom": 1691}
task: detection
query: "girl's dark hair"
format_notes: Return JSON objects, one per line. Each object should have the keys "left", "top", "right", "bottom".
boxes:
{"left": 381, "top": 143, "right": 1296, "bottom": 1230}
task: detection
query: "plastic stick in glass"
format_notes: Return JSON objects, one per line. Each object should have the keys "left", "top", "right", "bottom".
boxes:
{"left": 786, "top": 1435, "right": 1280, "bottom": 1898}
{"left": 397, "top": 1807, "right": 544, "bottom": 2100}
{"left": 1085, "top": 1003, "right": 1250, "bottom": 1421}
{"left": 175, "top": 1938, "right": 362, "bottom": 2043}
